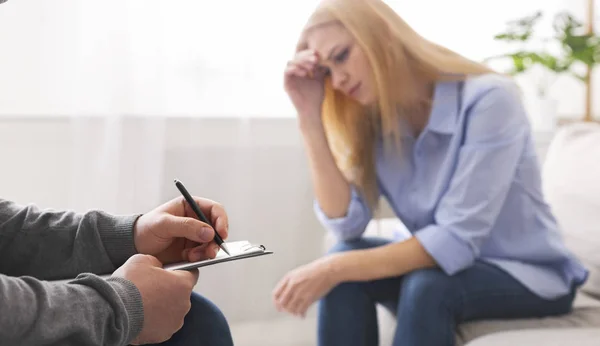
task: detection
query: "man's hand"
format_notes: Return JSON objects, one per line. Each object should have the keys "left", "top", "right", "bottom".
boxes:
{"left": 133, "top": 196, "right": 229, "bottom": 264}
{"left": 112, "top": 254, "right": 199, "bottom": 344}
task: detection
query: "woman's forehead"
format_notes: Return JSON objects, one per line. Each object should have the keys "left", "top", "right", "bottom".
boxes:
{"left": 305, "top": 24, "right": 352, "bottom": 55}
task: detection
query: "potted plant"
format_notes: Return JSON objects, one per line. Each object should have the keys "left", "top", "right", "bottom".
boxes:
{"left": 485, "top": 9, "right": 600, "bottom": 129}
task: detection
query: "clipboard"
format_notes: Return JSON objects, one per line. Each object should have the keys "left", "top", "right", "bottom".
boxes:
{"left": 163, "top": 240, "right": 273, "bottom": 271}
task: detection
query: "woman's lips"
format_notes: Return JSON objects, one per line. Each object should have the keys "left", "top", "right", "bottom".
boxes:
{"left": 348, "top": 82, "right": 361, "bottom": 97}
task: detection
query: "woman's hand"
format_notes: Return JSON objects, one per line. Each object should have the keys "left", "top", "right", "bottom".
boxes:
{"left": 273, "top": 256, "right": 341, "bottom": 318}
{"left": 284, "top": 49, "right": 328, "bottom": 126}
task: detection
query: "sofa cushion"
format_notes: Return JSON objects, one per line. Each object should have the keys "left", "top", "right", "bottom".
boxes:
{"left": 464, "top": 328, "right": 600, "bottom": 346}
{"left": 542, "top": 122, "right": 600, "bottom": 298}
{"left": 373, "top": 290, "right": 600, "bottom": 346}
{"left": 456, "top": 291, "right": 600, "bottom": 344}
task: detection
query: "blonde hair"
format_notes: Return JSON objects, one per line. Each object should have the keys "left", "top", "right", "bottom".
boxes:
{"left": 296, "top": 0, "right": 494, "bottom": 210}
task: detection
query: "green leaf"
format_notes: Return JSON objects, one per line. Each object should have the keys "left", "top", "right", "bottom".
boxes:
{"left": 492, "top": 11, "right": 542, "bottom": 43}
{"left": 571, "top": 72, "right": 587, "bottom": 82}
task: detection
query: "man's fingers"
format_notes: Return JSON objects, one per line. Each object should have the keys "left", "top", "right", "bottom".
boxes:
{"left": 161, "top": 214, "right": 215, "bottom": 243}
{"left": 188, "top": 268, "right": 200, "bottom": 283}
{"left": 187, "top": 197, "right": 225, "bottom": 220}
{"left": 129, "top": 254, "right": 163, "bottom": 268}
{"left": 182, "top": 244, "right": 207, "bottom": 262}
{"left": 206, "top": 202, "right": 228, "bottom": 240}
{"left": 215, "top": 214, "right": 228, "bottom": 240}
{"left": 180, "top": 197, "right": 229, "bottom": 240}
{"left": 172, "top": 268, "right": 200, "bottom": 289}
{"left": 185, "top": 244, "right": 214, "bottom": 262}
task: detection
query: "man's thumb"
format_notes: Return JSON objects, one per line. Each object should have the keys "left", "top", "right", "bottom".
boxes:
{"left": 166, "top": 214, "right": 215, "bottom": 243}
{"left": 172, "top": 268, "right": 200, "bottom": 288}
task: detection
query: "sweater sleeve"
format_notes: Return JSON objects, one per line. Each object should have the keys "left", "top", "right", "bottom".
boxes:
{"left": 0, "top": 272, "right": 144, "bottom": 346}
{"left": 0, "top": 199, "right": 140, "bottom": 280}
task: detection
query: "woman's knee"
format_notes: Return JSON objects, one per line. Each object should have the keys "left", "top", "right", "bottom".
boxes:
{"left": 400, "top": 269, "right": 458, "bottom": 308}
{"left": 319, "top": 281, "right": 373, "bottom": 315}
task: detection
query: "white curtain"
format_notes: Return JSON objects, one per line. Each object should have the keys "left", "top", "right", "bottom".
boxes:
{"left": 67, "top": 117, "right": 168, "bottom": 214}
{"left": 0, "top": 0, "right": 320, "bottom": 214}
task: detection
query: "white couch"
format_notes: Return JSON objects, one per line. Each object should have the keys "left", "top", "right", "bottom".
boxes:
{"left": 324, "top": 122, "right": 600, "bottom": 345}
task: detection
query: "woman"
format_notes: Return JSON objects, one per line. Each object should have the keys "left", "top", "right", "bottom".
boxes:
{"left": 272, "top": 1, "right": 588, "bottom": 345}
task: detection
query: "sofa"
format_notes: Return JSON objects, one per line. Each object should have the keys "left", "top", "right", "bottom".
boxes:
{"left": 324, "top": 122, "right": 600, "bottom": 345}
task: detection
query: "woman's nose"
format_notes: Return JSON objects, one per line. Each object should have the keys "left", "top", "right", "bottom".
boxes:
{"left": 331, "top": 70, "right": 349, "bottom": 91}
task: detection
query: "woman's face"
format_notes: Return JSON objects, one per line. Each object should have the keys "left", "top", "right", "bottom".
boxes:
{"left": 305, "top": 23, "right": 376, "bottom": 105}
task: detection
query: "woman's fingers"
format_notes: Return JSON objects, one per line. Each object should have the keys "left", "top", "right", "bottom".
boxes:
{"left": 285, "top": 49, "right": 320, "bottom": 79}
{"left": 285, "top": 63, "right": 310, "bottom": 78}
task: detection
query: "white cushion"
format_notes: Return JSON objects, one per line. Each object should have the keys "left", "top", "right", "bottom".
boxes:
{"left": 456, "top": 291, "right": 600, "bottom": 345}
{"left": 464, "top": 328, "right": 600, "bottom": 346}
{"left": 542, "top": 122, "right": 600, "bottom": 298}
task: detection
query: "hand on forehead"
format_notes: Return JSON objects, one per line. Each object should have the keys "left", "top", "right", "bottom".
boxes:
{"left": 305, "top": 23, "right": 353, "bottom": 65}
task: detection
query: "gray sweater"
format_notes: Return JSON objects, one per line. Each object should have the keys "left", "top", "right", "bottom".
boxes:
{"left": 0, "top": 199, "right": 144, "bottom": 346}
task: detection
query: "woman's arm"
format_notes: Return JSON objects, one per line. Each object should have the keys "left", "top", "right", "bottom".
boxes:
{"left": 300, "top": 119, "right": 352, "bottom": 218}
{"left": 330, "top": 237, "right": 437, "bottom": 282}
{"left": 301, "top": 119, "right": 374, "bottom": 239}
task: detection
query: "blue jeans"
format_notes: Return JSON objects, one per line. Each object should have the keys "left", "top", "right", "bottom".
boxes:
{"left": 150, "top": 292, "right": 233, "bottom": 346}
{"left": 318, "top": 238, "right": 576, "bottom": 346}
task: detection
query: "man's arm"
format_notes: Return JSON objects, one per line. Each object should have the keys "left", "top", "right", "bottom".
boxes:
{"left": 0, "top": 195, "right": 230, "bottom": 345}
{"left": 0, "top": 199, "right": 139, "bottom": 280}
{"left": 0, "top": 272, "right": 143, "bottom": 346}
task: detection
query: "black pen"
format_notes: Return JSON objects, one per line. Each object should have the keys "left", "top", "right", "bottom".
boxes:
{"left": 174, "top": 179, "right": 231, "bottom": 256}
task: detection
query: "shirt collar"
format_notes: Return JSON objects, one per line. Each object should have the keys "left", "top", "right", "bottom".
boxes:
{"left": 379, "top": 79, "right": 463, "bottom": 142}
{"left": 426, "top": 79, "right": 463, "bottom": 135}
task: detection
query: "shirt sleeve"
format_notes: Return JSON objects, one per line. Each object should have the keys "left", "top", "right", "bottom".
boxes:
{"left": 313, "top": 185, "right": 374, "bottom": 241}
{"left": 415, "top": 82, "right": 528, "bottom": 275}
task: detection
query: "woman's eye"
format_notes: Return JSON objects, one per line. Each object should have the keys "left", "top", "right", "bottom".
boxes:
{"left": 334, "top": 48, "right": 349, "bottom": 63}
{"left": 317, "top": 65, "right": 331, "bottom": 76}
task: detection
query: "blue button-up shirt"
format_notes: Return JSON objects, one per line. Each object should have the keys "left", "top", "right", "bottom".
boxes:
{"left": 314, "top": 73, "right": 588, "bottom": 299}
